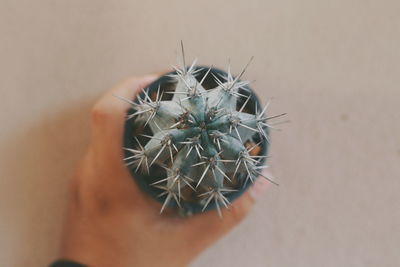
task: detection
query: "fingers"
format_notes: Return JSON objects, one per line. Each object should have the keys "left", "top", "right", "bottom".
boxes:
{"left": 84, "top": 75, "right": 159, "bottom": 198}
{"left": 89, "top": 75, "right": 158, "bottom": 159}
{"left": 89, "top": 70, "right": 171, "bottom": 159}
{"left": 181, "top": 171, "right": 271, "bottom": 248}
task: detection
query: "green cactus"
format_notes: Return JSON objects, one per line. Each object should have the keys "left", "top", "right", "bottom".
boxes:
{"left": 118, "top": 43, "right": 284, "bottom": 216}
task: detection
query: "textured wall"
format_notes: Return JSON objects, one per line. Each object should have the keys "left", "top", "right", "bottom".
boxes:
{"left": 1, "top": 1, "right": 399, "bottom": 266}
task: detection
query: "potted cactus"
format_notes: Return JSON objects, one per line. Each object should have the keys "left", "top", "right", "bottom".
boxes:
{"left": 119, "top": 44, "right": 283, "bottom": 216}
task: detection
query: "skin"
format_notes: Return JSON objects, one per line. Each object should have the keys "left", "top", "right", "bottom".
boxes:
{"left": 59, "top": 75, "right": 270, "bottom": 267}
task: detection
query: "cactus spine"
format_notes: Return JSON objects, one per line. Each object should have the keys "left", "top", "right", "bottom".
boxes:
{"left": 120, "top": 43, "right": 284, "bottom": 216}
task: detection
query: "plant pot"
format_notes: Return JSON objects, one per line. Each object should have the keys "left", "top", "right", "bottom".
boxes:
{"left": 123, "top": 66, "right": 269, "bottom": 215}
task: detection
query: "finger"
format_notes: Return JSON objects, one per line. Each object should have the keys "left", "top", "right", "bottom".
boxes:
{"left": 89, "top": 75, "right": 159, "bottom": 159}
{"left": 85, "top": 75, "right": 159, "bottom": 197}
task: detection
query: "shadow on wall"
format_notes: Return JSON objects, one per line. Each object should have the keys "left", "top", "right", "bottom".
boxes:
{"left": 0, "top": 100, "right": 94, "bottom": 267}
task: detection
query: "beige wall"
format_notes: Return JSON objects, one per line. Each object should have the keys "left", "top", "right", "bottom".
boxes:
{"left": 1, "top": 1, "right": 399, "bottom": 266}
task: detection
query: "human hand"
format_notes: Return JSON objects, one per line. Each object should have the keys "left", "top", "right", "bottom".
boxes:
{"left": 59, "top": 74, "right": 270, "bottom": 267}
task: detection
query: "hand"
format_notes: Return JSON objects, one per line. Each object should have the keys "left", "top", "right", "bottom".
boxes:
{"left": 59, "top": 74, "right": 270, "bottom": 267}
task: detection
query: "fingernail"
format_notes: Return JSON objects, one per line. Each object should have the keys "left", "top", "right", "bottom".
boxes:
{"left": 250, "top": 170, "right": 272, "bottom": 200}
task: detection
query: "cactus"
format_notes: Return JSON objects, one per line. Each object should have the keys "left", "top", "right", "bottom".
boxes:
{"left": 119, "top": 43, "right": 285, "bottom": 216}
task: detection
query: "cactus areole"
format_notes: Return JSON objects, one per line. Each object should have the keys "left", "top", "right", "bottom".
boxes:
{"left": 121, "top": 52, "right": 282, "bottom": 216}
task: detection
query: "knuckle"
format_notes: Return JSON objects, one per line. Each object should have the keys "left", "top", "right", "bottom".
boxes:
{"left": 230, "top": 205, "right": 249, "bottom": 222}
{"left": 91, "top": 189, "right": 114, "bottom": 215}
{"left": 229, "top": 197, "right": 253, "bottom": 222}
{"left": 69, "top": 176, "right": 83, "bottom": 209}
{"left": 73, "top": 177, "right": 115, "bottom": 215}
{"left": 70, "top": 163, "right": 114, "bottom": 215}
{"left": 90, "top": 103, "right": 111, "bottom": 123}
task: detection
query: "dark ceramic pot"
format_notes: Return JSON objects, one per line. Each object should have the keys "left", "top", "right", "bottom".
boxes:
{"left": 123, "top": 66, "right": 269, "bottom": 215}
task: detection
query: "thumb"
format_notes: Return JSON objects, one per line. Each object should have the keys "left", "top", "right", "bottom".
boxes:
{"left": 182, "top": 170, "right": 272, "bottom": 247}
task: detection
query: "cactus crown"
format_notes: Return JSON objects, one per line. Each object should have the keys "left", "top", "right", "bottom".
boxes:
{"left": 120, "top": 43, "right": 284, "bottom": 216}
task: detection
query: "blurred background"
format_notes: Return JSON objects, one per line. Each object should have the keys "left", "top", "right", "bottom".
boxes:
{"left": 0, "top": 0, "right": 399, "bottom": 266}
